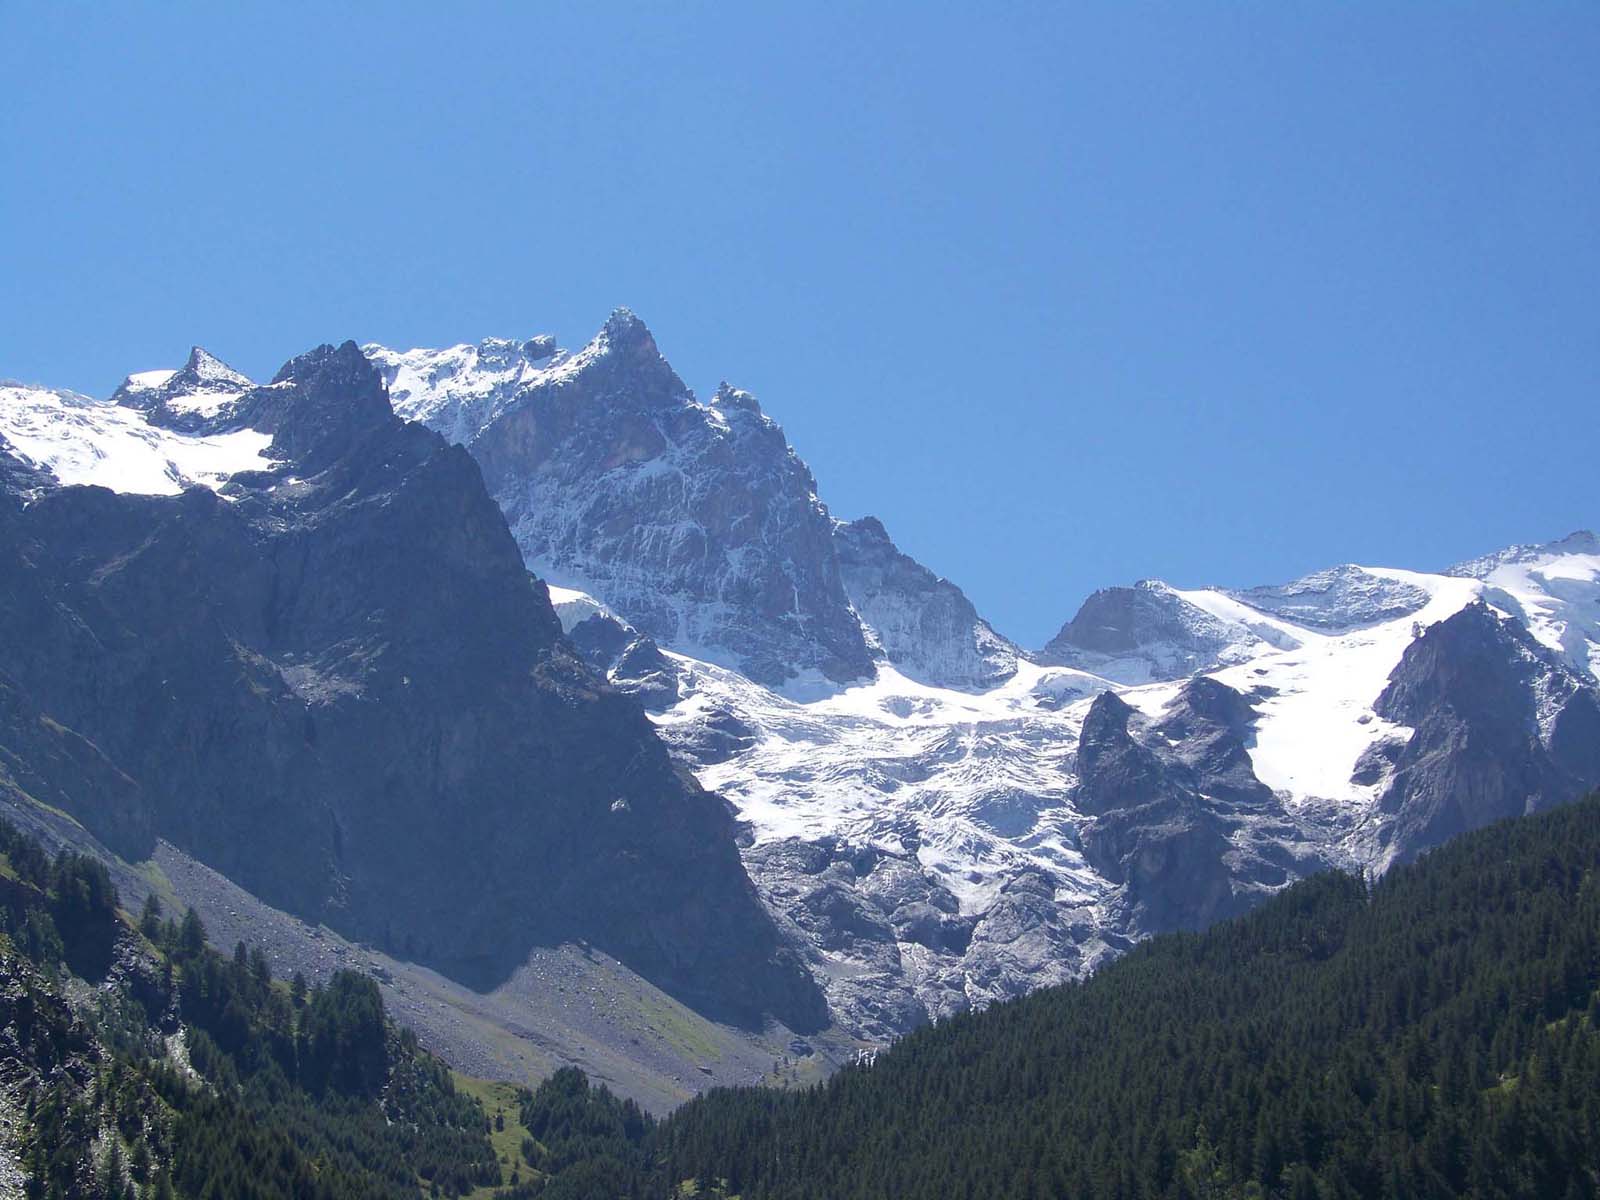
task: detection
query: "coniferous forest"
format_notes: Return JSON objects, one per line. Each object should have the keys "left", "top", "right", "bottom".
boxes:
{"left": 645, "top": 795, "right": 1600, "bottom": 1199}
{"left": 6, "top": 795, "right": 1600, "bottom": 1198}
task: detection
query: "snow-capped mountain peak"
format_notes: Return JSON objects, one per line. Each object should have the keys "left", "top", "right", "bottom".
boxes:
{"left": 112, "top": 346, "right": 254, "bottom": 431}
{"left": 366, "top": 314, "right": 875, "bottom": 687}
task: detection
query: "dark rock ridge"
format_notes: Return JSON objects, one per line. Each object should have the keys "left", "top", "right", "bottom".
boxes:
{"left": 1073, "top": 682, "right": 1328, "bottom": 934}
{"left": 565, "top": 607, "right": 684, "bottom": 713}
{"left": 374, "top": 314, "right": 874, "bottom": 687}
{"left": 833, "top": 516, "right": 1018, "bottom": 688}
{"left": 0, "top": 341, "right": 823, "bottom": 1032}
{"left": 1372, "top": 601, "right": 1600, "bottom": 861}
{"left": 0, "top": 431, "right": 55, "bottom": 499}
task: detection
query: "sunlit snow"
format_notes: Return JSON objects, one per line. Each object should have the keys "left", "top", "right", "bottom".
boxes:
{"left": 0, "top": 385, "right": 274, "bottom": 496}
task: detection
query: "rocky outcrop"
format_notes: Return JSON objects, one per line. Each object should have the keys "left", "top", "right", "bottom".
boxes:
{"left": 1039, "top": 580, "right": 1283, "bottom": 683}
{"left": 1232, "top": 564, "right": 1431, "bottom": 630}
{"left": 833, "top": 516, "right": 1017, "bottom": 688}
{"left": 1372, "top": 602, "right": 1600, "bottom": 862}
{"left": 0, "top": 342, "right": 823, "bottom": 1032}
{"left": 371, "top": 314, "right": 874, "bottom": 688}
{"left": 1073, "top": 683, "right": 1327, "bottom": 934}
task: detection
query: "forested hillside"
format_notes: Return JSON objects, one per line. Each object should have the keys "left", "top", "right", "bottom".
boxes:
{"left": 509, "top": 795, "right": 1600, "bottom": 1199}
{"left": 653, "top": 794, "right": 1600, "bottom": 1198}
{"left": 1, "top": 819, "right": 504, "bottom": 1198}
{"left": 8, "top": 795, "right": 1600, "bottom": 1199}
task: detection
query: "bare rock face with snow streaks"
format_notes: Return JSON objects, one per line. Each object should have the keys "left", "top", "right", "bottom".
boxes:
{"left": 358, "top": 313, "right": 1600, "bottom": 1043}
{"left": 370, "top": 312, "right": 873, "bottom": 688}
{"left": 6, "top": 310, "right": 1599, "bottom": 1054}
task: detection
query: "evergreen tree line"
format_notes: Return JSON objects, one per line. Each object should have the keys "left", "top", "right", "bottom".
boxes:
{"left": 647, "top": 794, "right": 1600, "bottom": 1199}
{"left": 494, "top": 794, "right": 1600, "bottom": 1199}
{"left": 1, "top": 819, "right": 501, "bottom": 1199}
{"left": 9, "top": 790, "right": 1600, "bottom": 1198}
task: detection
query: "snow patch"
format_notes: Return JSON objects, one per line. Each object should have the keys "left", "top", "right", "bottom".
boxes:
{"left": 0, "top": 385, "right": 274, "bottom": 496}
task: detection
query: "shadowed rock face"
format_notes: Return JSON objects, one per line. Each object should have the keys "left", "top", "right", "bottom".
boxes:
{"left": 0, "top": 342, "right": 824, "bottom": 1033}
{"left": 1073, "top": 684, "right": 1328, "bottom": 935}
{"left": 1373, "top": 602, "right": 1600, "bottom": 862}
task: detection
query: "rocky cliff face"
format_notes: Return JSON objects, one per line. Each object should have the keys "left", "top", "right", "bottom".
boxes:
{"left": 1370, "top": 601, "right": 1600, "bottom": 863}
{"left": 1074, "top": 681, "right": 1328, "bottom": 935}
{"left": 0, "top": 343, "right": 823, "bottom": 1032}
{"left": 833, "top": 516, "right": 1017, "bottom": 689}
{"left": 370, "top": 314, "right": 874, "bottom": 688}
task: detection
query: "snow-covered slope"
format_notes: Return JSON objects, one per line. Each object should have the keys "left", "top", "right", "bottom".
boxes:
{"left": 366, "top": 335, "right": 561, "bottom": 447}
{"left": 557, "top": 533, "right": 1600, "bottom": 1039}
{"left": 0, "top": 382, "right": 273, "bottom": 497}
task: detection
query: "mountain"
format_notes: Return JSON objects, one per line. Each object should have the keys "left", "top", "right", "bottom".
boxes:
{"left": 360, "top": 314, "right": 1600, "bottom": 1044}
{"left": 0, "top": 342, "right": 822, "bottom": 1037}
{"left": 5, "top": 314, "right": 1598, "bottom": 1071}
{"left": 111, "top": 345, "right": 255, "bottom": 432}
{"left": 368, "top": 315, "right": 874, "bottom": 688}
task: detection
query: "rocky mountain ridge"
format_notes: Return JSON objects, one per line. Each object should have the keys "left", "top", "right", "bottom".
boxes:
{"left": 358, "top": 312, "right": 1600, "bottom": 1041}
{"left": 5, "top": 314, "right": 1597, "bottom": 1055}
{"left": 0, "top": 341, "right": 823, "bottom": 1038}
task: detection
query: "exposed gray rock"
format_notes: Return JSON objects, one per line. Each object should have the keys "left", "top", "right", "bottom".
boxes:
{"left": 834, "top": 516, "right": 1017, "bottom": 688}
{"left": 1232, "top": 564, "right": 1431, "bottom": 630}
{"left": 1073, "top": 683, "right": 1329, "bottom": 935}
{"left": 1372, "top": 602, "right": 1600, "bottom": 862}
{"left": 1039, "top": 580, "right": 1287, "bottom": 683}
{"left": 959, "top": 871, "right": 1102, "bottom": 1007}
{"left": 372, "top": 314, "right": 874, "bottom": 688}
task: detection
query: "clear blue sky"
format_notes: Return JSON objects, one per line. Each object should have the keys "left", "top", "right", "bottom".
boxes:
{"left": 3, "top": 5, "right": 1595, "bottom": 647}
